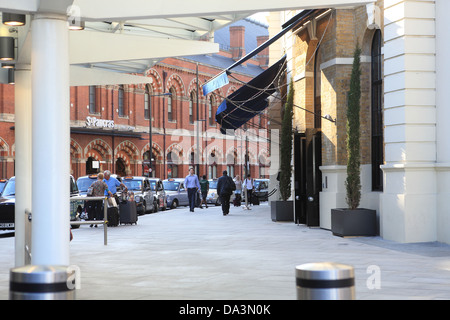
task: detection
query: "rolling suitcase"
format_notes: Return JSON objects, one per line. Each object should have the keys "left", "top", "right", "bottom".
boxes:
{"left": 251, "top": 194, "right": 260, "bottom": 206}
{"left": 107, "top": 207, "right": 120, "bottom": 227}
{"left": 233, "top": 194, "right": 241, "bottom": 207}
{"left": 119, "top": 201, "right": 137, "bottom": 225}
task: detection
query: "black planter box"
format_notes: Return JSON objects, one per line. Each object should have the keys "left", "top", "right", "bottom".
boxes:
{"left": 331, "top": 208, "right": 377, "bottom": 237}
{"left": 271, "top": 200, "right": 293, "bottom": 222}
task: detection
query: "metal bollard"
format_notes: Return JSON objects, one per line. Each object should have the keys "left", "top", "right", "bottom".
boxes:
{"left": 296, "top": 262, "right": 355, "bottom": 300}
{"left": 9, "top": 265, "right": 75, "bottom": 300}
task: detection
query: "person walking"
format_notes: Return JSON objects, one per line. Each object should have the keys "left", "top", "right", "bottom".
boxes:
{"left": 199, "top": 175, "right": 209, "bottom": 209}
{"left": 243, "top": 173, "right": 254, "bottom": 210}
{"left": 103, "top": 170, "right": 128, "bottom": 200}
{"left": 88, "top": 172, "right": 113, "bottom": 227}
{"left": 233, "top": 175, "right": 242, "bottom": 207}
{"left": 217, "top": 170, "right": 236, "bottom": 216}
{"left": 184, "top": 167, "right": 201, "bottom": 212}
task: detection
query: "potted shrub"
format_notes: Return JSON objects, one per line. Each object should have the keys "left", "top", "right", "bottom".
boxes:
{"left": 271, "top": 79, "right": 294, "bottom": 222}
{"left": 331, "top": 44, "right": 377, "bottom": 236}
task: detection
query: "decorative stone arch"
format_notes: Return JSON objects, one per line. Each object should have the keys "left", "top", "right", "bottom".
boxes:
{"left": 166, "top": 143, "right": 184, "bottom": 165}
{"left": 206, "top": 144, "right": 223, "bottom": 165}
{"left": 245, "top": 148, "right": 258, "bottom": 165}
{"left": 186, "top": 145, "right": 204, "bottom": 165}
{"left": 142, "top": 142, "right": 163, "bottom": 163}
{"left": 187, "top": 78, "right": 199, "bottom": 95}
{"left": 225, "top": 146, "right": 240, "bottom": 165}
{"left": 115, "top": 140, "right": 140, "bottom": 162}
{"left": 84, "top": 138, "right": 112, "bottom": 161}
{"left": 144, "top": 68, "right": 163, "bottom": 93}
{"left": 166, "top": 73, "right": 185, "bottom": 97}
{"left": 70, "top": 139, "right": 83, "bottom": 161}
{"left": 226, "top": 85, "right": 238, "bottom": 97}
{"left": 0, "top": 138, "right": 9, "bottom": 157}
{"left": 258, "top": 149, "right": 271, "bottom": 166}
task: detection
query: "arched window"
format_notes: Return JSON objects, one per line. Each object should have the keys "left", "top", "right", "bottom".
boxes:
{"left": 209, "top": 95, "right": 215, "bottom": 126}
{"left": 167, "top": 151, "right": 178, "bottom": 178}
{"left": 89, "top": 86, "right": 96, "bottom": 114}
{"left": 118, "top": 85, "right": 124, "bottom": 117}
{"left": 371, "top": 29, "right": 383, "bottom": 191}
{"left": 144, "top": 85, "right": 153, "bottom": 120}
{"left": 189, "top": 91, "right": 195, "bottom": 124}
{"left": 168, "top": 88, "right": 175, "bottom": 122}
{"left": 314, "top": 46, "right": 322, "bottom": 128}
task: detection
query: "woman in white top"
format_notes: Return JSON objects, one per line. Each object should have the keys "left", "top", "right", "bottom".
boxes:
{"left": 234, "top": 175, "right": 242, "bottom": 194}
{"left": 243, "top": 174, "right": 254, "bottom": 208}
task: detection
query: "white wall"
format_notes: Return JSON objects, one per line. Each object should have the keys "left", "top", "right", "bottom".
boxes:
{"left": 381, "top": 0, "right": 438, "bottom": 243}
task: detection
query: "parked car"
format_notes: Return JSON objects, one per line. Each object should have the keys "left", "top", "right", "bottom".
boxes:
{"left": 0, "top": 176, "right": 84, "bottom": 230}
{"left": 163, "top": 178, "right": 200, "bottom": 209}
{"left": 206, "top": 179, "right": 221, "bottom": 206}
{"left": 76, "top": 174, "right": 122, "bottom": 196}
{"left": 121, "top": 176, "right": 156, "bottom": 214}
{"left": 0, "top": 178, "right": 8, "bottom": 195}
{"left": 253, "top": 179, "right": 269, "bottom": 201}
{"left": 149, "top": 178, "right": 168, "bottom": 211}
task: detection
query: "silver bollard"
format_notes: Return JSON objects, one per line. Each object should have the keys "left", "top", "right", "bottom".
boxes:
{"left": 296, "top": 262, "right": 355, "bottom": 300}
{"left": 10, "top": 265, "right": 75, "bottom": 300}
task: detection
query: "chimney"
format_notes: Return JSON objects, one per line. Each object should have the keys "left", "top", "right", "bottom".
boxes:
{"left": 230, "top": 26, "right": 246, "bottom": 61}
{"left": 256, "top": 35, "right": 269, "bottom": 69}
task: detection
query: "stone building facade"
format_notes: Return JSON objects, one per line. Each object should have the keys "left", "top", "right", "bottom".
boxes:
{"left": 274, "top": 0, "right": 450, "bottom": 244}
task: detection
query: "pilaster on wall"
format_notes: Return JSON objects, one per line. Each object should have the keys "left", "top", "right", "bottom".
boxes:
{"left": 381, "top": 0, "right": 437, "bottom": 243}
{"left": 435, "top": 0, "right": 450, "bottom": 244}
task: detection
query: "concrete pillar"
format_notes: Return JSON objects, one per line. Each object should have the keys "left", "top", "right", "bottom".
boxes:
{"left": 435, "top": 0, "right": 450, "bottom": 244}
{"left": 14, "top": 66, "right": 32, "bottom": 267}
{"left": 381, "top": 0, "right": 437, "bottom": 243}
{"left": 31, "top": 14, "right": 71, "bottom": 265}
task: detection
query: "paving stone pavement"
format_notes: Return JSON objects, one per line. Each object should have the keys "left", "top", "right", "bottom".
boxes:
{"left": 1, "top": 202, "right": 450, "bottom": 300}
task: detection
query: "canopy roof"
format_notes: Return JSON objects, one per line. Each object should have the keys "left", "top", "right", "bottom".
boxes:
{"left": 0, "top": 0, "right": 374, "bottom": 85}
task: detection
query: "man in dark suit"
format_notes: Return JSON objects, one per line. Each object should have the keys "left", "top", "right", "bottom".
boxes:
{"left": 216, "top": 170, "right": 236, "bottom": 216}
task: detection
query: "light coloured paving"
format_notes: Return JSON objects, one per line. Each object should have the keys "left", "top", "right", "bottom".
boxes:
{"left": 1, "top": 202, "right": 450, "bottom": 300}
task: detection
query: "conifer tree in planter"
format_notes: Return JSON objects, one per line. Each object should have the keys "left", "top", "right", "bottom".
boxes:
{"left": 331, "top": 44, "right": 377, "bottom": 236}
{"left": 271, "top": 79, "right": 294, "bottom": 222}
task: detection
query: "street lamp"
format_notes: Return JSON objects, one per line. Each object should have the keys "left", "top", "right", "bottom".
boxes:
{"left": 145, "top": 91, "right": 171, "bottom": 177}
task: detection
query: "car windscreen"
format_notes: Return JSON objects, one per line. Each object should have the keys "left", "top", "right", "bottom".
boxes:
{"left": 2, "top": 179, "right": 15, "bottom": 196}
{"left": 77, "top": 178, "right": 96, "bottom": 192}
{"left": 163, "top": 181, "right": 179, "bottom": 191}
{"left": 149, "top": 180, "right": 157, "bottom": 191}
{"left": 209, "top": 180, "right": 218, "bottom": 189}
{"left": 122, "top": 179, "right": 143, "bottom": 191}
{"left": 0, "top": 181, "right": 7, "bottom": 194}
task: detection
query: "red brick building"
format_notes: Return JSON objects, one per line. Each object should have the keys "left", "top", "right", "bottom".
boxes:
{"left": 0, "top": 18, "right": 270, "bottom": 180}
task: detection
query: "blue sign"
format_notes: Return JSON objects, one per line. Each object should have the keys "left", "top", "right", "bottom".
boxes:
{"left": 202, "top": 71, "right": 229, "bottom": 95}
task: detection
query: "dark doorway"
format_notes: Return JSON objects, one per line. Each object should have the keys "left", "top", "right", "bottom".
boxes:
{"left": 115, "top": 158, "right": 126, "bottom": 177}
{"left": 294, "top": 129, "right": 321, "bottom": 227}
{"left": 86, "top": 156, "right": 99, "bottom": 175}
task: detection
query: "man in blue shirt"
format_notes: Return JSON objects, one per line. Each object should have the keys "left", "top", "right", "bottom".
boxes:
{"left": 103, "top": 170, "right": 127, "bottom": 196}
{"left": 184, "top": 167, "right": 200, "bottom": 212}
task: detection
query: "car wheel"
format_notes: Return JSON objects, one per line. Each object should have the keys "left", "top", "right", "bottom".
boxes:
{"left": 153, "top": 201, "right": 159, "bottom": 213}
{"left": 171, "top": 199, "right": 178, "bottom": 209}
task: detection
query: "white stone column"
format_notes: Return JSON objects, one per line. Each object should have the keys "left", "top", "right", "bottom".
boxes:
{"left": 14, "top": 66, "right": 32, "bottom": 267}
{"left": 435, "top": 0, "right": 450, "bottom": 244}
{"left": 31, "top": 14, "right": 71, "bottom": 265}
{"left": 381, "top": 0, "right": 437, "bottom": 243}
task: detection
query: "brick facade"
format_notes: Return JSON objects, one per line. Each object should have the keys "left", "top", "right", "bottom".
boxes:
{"left": 292, "top": 5, "right": 384, "bottom": 167}
{"left": 0, "top": 19, "right": 270, "bottom": 181}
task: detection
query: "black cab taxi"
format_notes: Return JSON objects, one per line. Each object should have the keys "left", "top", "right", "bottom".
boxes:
{"left": 0, "top": 176, "right": 84, "bottom": 230}
{"left": 149, "top": 178, "right": 168, "bottom": 211}
{"left": 121, "top": 176, "right": 156, "bottom": 214}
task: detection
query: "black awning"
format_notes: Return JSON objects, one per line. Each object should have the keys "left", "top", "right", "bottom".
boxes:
{"left": 215, "top": 55, "right": 286, "bottom": 134}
